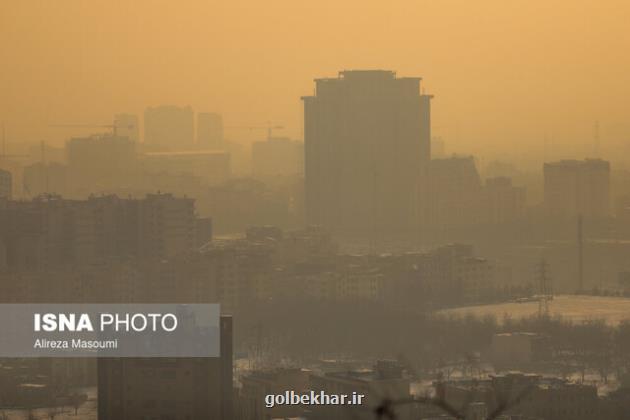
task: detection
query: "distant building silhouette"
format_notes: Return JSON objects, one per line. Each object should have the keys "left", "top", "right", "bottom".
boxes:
{"left": 302, "top": 70, "right": 432, "bottom": 234}
{"left": 114, "top": 113, "right": 139, "bottom": 142}
{"left": 144, "top": 105, "right": 194, "bottom": 150}
{"left": 424, "top": 156, "right": 482, "bottom": 228}
{"left": 197, "top": 112, "right": 224, "bottom": 150}
{"left": 138, "top": 192, "right": 196, "bottom": 260}
{"left": 423, "top": 158, "right": 526, "bottom": 228}
{"left": 0, "top": 193, "right": 198, "bottom": 271}
{"left": 252, "top": 137, "right": 303, "bottom": 177}
{"left": 66, "top": 134, "right": 137, "bottom": 194}
{"left": 142, "top": 150, "right": 230, "bottom": 185}
{"left": 544, "top": 159, "right": 610, "bottom": 219}
{"left": 22, "top": 162, "right": 67, "bottom": 197}
{"left": 0, "top": 169, "right": 12, "bottom": 199}
{"left": 482, "top": 176, "right": 526, "bottom": 225}
{"left": 202, "top": 179, "right": 291, "bottom": 234}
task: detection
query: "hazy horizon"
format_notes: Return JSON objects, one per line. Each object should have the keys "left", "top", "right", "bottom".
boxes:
{"left": 2, "top": 0, "right": 630, "bottom": 162}
{"left": 3, "top": 3, "right": 630, "bottom": 418}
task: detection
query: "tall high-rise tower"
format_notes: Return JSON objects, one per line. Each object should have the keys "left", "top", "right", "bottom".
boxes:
{"left": 302, "top": 70, "right": 432, "bottom": 234}
{"left": 197, "top": 112, "right": 224, "bottom": 150}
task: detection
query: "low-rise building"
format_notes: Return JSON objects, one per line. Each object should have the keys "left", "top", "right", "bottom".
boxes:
{"left": 238, "top": 368, "right": 311, "bottom": 420}
{"left": 98, "top": 316, "right": 233, "bottom": 420}
{"left": 309, "top": 360, "right": 412, "bottom": 420}
{"left": 437, "top": 372, "right": 599, "bottom": 420}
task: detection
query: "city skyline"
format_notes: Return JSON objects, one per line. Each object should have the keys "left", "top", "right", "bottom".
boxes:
{"left": 2, "top": 1, "right": 630, "bottom": 160}
{"left": 3, "top": 2, "right": 630, "bottom": 419}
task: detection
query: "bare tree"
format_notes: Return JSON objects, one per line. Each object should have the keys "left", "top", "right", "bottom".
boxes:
{"left": 46, "top": 406, "right": 62, "bottom": 420}
{"left": 70, "top": 393, "right": 86, "bottom": 415}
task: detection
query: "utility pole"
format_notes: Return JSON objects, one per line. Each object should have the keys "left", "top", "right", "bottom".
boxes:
{"left": 41, "top": 141, "right": 49, "bottom": 194}
{"left": 578, "top": 214, "right": 584, "bottom": 293}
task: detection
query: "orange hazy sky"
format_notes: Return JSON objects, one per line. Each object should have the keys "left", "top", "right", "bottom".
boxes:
{"left": 1, "top": 0, "right": 630, "bottom": 160}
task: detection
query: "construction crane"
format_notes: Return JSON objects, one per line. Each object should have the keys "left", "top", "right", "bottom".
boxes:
{"left": 224, "top": 121, "right": 284, "bottom": 140}
{"left": 49, "top": 122, "right": 135, "bottom": 138}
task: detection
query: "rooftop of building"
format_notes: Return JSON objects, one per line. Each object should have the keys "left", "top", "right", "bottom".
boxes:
{"left": 441, "top": 372, "right": 595, "bottom": 392}
{"left": 544, "top": 158, "right": 610, "bottom": 168}
{"left": 67, "top": 134, "right": 135, "bottom": 143}
{"left": 313, "top": 69, "right": 396, "bottom": 81}
{"left": 143, "top": 150, "right": 228, "bottom": 157}
{"left": 316, "top": 360, "right": 406, "bottom": 383}
{"left": 253, "top": 136, "right": 302, "bottom": 144}
{"left": 145, "top": 104, "right": 193, "bottom": 112}
{"left": 242, "top": 367, "right": 311, "bottom": 383}
{"left": 494, "top": 332, "right": 542, "bottom": 337}
{"left": 305, "top": 69, "right": 428, "bottom": 99}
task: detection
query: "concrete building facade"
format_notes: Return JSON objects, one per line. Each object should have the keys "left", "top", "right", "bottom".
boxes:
{"left": 544, "top": 159, "right": 610, "bottom": 220}
{"left": 302, "top": 70, "right": 432, "bottom": 234}
{"left": 197, "top": 112, "right": 224, "bottom": 150}
{"left": 98, "top": 316, "right": 233, "bottom": 420}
